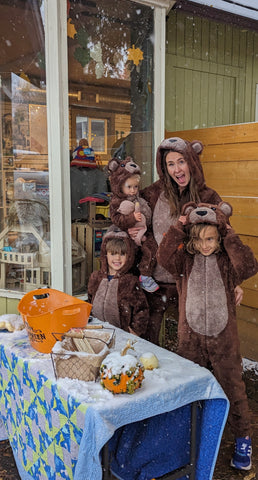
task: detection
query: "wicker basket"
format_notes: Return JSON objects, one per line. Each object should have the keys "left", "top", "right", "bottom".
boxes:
{"left": 51, "top": 328, "right": 115, "bottom": 382}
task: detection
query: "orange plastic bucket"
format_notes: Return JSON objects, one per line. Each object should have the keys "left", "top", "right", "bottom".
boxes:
{"left": 18, "top": 288, "right": 92, "bottom": 353}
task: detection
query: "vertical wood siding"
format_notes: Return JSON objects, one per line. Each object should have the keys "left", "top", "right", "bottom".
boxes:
{"left": 165, "top": 10, "right": 258, "bottom": 131}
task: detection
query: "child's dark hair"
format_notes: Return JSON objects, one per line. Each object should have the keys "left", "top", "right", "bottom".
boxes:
{"left": 105, "top": 238, "right": 128, "bottom": 255}
{"left": 186, "top": 223, "right": 221, "bottom": 255}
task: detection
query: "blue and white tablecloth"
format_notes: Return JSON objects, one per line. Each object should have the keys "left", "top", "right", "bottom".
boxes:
{"left": 0, "top": 325, "right": 229, "bottom": 480}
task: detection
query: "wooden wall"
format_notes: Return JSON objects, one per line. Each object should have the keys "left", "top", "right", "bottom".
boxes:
{"left": 165, "top": 9, "right": 258, "bottom": 132}
{"left": 165, "top": 123, "right": 258, "bottom": 359}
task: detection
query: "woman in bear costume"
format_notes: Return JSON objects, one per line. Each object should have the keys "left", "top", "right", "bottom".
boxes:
{"left": 87, "top": 226, "right": 149, "bottom": 337}
{"left": 157, "top": 201, "right": 258, "bottom": 471}
{"left": 137, "top": 137, "right": 243, "bottom": 344}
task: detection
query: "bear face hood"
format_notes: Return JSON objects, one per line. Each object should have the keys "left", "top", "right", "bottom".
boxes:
{"left": 182, "top": 201, "right": 232, "bottom": 236}
{"left": 100, "top": 225, "right": 136, "bottom": 275}
{"left": 107, "top": 156, "right": 141, "bottom": 198}
{"left": 156, "top": 137, "right": 206, "bottom": 192}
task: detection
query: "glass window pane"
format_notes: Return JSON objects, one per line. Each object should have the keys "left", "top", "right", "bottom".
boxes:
{"left": 68, "top": 0, "right": 154, "bottom": 294}
{"left": 91, "top": 119, "right": 106, "bottom": 153}
{"left": 76, "top": 115, "right": 89, "bottom": 141}
{"left": 0, "top": 0, "right": 50, "bottom": 293}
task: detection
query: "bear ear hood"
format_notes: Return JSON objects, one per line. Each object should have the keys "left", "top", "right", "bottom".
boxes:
{"left": 182, "top": 201, "right": 233, "bottom": 235}
{"left": 107, "top": 156, "right": 141, "bottom": 197}
{"left": 156, "top": 137, "right": 205, "bottom": 191}
{"left": 100, "top": 225, "right": 136, "bottom": 275}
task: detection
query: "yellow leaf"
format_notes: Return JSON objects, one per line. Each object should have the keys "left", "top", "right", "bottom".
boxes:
{"left": 127, "top": 44, "right": 143, "bottom": 66}
{"left": 67, "top": 18, "right": 77, "bottom": 39}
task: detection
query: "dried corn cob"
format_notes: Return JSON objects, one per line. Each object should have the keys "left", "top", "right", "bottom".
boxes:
{"left": 73, "top": 337, "right": 95, "bottom": 353}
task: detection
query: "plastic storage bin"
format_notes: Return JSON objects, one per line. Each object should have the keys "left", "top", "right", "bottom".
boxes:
{"left": 18, "top": 288, "right": 92, "bottom": 353}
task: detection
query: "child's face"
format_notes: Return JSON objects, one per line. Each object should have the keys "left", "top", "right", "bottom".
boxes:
{"left": 122, "top": 176, "right": 139, "bottom": 196}
{"left": 195, "top": 225, "right": 219, "bottom": 256}
{"left": 106, "top": 250, "right": 127, "bottom": 275}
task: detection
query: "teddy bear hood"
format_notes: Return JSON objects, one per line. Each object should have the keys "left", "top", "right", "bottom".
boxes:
{"left": 107, "top": 156, "right": 141, "bottom": 198}
{"left": 100, "top": 225, "right": 136, "bottom": 275}
{"left": 182, "top": 201, "right": 232, "bottom": 236}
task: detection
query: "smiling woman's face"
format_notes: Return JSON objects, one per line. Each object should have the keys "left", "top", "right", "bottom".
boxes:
{"left": 165, "top": 151, "right": 190, "bottom": 191}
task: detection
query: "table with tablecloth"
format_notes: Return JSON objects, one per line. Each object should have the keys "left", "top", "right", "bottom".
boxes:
{"left": 0, "top": 324, "right": 229, "bottom": 480}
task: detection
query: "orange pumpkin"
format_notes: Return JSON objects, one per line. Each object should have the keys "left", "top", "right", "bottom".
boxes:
{"left": 100, "top": 342, "right": 145, "bottom": 394}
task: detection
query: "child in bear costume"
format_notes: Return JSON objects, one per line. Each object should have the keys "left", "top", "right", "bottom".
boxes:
{"left": 87, "top": 225, "right": 149, "bottom": 337}
{"left": 157, "top": 201, "right": 258, "bottom": 471}
{"left": 108, "top": 156, "right": 158, "bottom": 293}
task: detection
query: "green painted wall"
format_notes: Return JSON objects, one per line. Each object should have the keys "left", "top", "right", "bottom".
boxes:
{"left": 165, "top": 10, "right": 258, "bottom": 131}
{"left": 0, "top": 297, "right": 20, "bottom": 315}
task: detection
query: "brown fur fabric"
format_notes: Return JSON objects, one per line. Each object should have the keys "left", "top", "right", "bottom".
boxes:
{"left": 108, "top": 156, "right": 152, "bottom": 231}
{"left": 140, "top": 137, "right": 224, "bottom": 343}
{"left": 87, "top": 226, "right": 149, "bottom": 336}
{"left": 157, "top": 202, "right": 258, "bottom": 436}
{"left": 107, "top": 156, "right": 156, "bottom": 276}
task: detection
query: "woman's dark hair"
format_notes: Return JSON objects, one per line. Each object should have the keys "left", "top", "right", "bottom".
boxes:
{"left": 162, "top": 149, "right": 200, "bottom": 215}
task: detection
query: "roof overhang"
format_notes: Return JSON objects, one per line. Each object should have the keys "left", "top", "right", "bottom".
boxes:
{"left": 131, "top": 0, "right": 176, "bottom": 15}
{"left": 173, "top": 0, "right": 258, "bottom": 31}
{"left": 180, "top": 0, "right": 258, "bottom": 21}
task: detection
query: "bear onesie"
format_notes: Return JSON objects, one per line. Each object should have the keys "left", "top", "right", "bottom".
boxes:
{"left": 141, "top": 137, "right": 223, "bottom": 344}
{"left": 108, "top": 156, "right": 157, "bottom": 276}
{"left": 87, "top": 226, "right": 149, "bottom": 337}
{"left": 157, "top": 201, "right": 258, "bottom": 437}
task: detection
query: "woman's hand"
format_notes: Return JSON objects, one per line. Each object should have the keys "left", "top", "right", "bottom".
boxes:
{"left": 234, "top": 285, "right": 243, "bottom": 306}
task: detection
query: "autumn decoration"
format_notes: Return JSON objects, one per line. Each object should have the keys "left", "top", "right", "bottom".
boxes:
{"left": 100, "top": 340, "right": 144, "bottom": 394}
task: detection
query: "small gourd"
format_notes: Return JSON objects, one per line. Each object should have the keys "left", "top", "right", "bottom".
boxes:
{"left": 139, "top": 352, "right": 159, "bottom": 370}
{"left": 100, "top": 340, "right": 144, "bottom": 394}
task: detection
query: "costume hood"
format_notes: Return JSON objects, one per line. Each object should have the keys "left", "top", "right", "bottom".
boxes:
{"left": 100, "top": 225, "right": 136, "bottom": 275}
{"left": 182, "top": 201, "right": 232, "bottom": 236}
{"left": 156, "top": 137, "right": 205, "bottom": 192}
{"left": 107, "top": 156, "right": 141, "bottom": 198}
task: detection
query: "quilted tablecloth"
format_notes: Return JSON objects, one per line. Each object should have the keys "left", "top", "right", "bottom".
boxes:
{"left": 0, "top": 324, "right": 229, "bottom": 480}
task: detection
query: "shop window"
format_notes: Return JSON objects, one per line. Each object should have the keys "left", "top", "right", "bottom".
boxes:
{"left": 68, "top": 0, "right": 154, "bottom": 293}
{"left": 0, "top": 0, "right": 50, "bottom": 294}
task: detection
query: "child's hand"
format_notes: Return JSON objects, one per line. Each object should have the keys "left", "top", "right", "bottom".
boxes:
{"left": 179, "top": 215, "right": 187, "bottom": 225}
{"left": 134, "top": 211, "right": 142, "bottom": 222}
{"left": 128, "top": 226, "right": 140, "bottom": 240}
{"left": 128, "top": 327, "right": 138, "bottom": 336}
{"left": 234, "top": 285, "right": 243, "bottom": 306}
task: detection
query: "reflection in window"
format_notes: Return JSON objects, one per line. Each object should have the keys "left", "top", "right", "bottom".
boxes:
{"left": 43, "top": 271, "right": 49, "bottom": 285}
{"left": 0, "top": 0, "right": 51, "bottom": 293}
{"left": 76, "top": 116, "right": 107, "bottom": 153}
